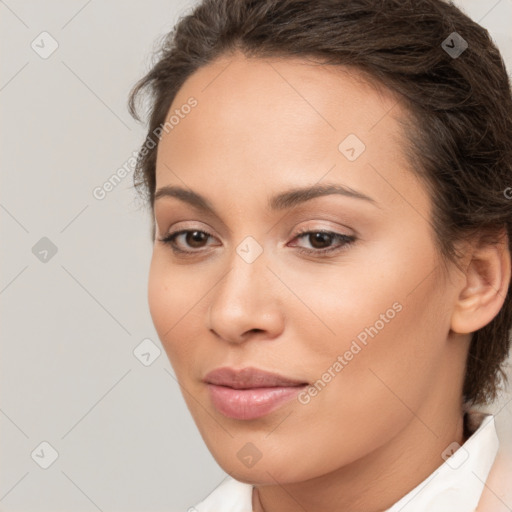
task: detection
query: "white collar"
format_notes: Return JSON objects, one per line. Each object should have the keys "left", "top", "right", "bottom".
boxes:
{"left": 192, "top": 413, "right": 499, "bottom": 512}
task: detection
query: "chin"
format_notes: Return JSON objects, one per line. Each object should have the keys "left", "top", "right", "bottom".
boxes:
{"left": 211, "top": 446, "right": 317, "bottom": 485}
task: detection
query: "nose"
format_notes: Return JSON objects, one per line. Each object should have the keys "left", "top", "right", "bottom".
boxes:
{"left": 206, "top": 247, "right": 285, "bottom": 345}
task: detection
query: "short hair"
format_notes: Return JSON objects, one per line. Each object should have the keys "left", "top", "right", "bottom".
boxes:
{"left": 128, "top": 0, "right": 512, "bottom": 406}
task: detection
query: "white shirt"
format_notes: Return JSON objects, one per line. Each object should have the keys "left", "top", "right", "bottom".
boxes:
{"left": 189, "top": 412, "right": 499, "bottom": 512}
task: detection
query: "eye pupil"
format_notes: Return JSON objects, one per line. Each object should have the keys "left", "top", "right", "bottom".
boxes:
{"left": 187, "top": 230, "right": 208, "bottom": 248}
{"left": 310, "top": 232, "right": 332, "bottom": 249}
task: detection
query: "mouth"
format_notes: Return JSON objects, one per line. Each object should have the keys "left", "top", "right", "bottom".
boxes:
{"left": 203, "top": 366, "right": 309, "bottom": 420}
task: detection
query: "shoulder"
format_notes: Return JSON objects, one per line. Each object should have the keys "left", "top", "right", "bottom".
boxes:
{"left": 474, "top": 413, "right": 512, "bottom": 512}
{"left": 476, "top": 444, "right": 512, "bottom": 511}
{"left": 189, "top": 476, "right": 254, "bottom": 512}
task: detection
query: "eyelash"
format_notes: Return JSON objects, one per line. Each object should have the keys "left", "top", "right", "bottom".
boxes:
{"left": 158, "top": 227, "right": 356, "bottom": 257}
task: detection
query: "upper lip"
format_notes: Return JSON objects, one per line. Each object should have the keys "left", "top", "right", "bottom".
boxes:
{"left": 203, "top": 366, "right": 308, "bottom": 389}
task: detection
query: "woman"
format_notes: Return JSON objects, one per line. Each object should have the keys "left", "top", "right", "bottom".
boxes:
{"left": 128, "top": 0, "right": 512, "bottom": 510}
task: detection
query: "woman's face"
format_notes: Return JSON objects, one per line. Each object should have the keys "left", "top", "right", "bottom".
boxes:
{"left": 148, "top": 53, "right": 469, "bottom": 484}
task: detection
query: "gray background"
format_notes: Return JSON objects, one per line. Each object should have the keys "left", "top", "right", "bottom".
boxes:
{"left": 1, "top": 1, "right": 511, "bottom": 511}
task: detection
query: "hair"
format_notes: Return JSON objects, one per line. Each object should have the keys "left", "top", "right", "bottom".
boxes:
{"left": 127, "top": 0, "right": 512, "bottom": 406}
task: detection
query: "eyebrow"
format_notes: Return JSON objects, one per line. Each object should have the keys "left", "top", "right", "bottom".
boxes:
{"left": 154, "top": 183, "right": 378, "bottom": 215}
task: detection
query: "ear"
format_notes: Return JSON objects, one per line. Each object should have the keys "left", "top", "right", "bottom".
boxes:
{"left": 450, "top": 230, "right": 511, "bottom": 334}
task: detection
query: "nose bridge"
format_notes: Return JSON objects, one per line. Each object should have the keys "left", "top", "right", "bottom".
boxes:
{"left": 207, "top": 236, "right": 284, "bottom": 342}
{"left": 215, "top": 238, "right": 271, "bottom": 312}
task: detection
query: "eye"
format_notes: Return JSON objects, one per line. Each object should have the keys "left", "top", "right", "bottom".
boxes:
{"left": 289, "top": 229, "right": 356, "bottom": 256}
{"left": 158, "top": 229, "right": 218, "bottom": 254}
{"left": 157, "top": 227, "right": 357, "bottom": 258}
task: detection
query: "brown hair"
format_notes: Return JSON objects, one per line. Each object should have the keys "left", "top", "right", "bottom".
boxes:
{"left": 128, "top": 0, "right": 512, "bottom": 406}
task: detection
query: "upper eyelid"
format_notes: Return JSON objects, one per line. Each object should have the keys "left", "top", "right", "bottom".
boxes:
{"left": 164, "top": 221, "right": 351, "bottom": 236}
{"left": 158, "top": 213, "right": 356, "bottom": 234}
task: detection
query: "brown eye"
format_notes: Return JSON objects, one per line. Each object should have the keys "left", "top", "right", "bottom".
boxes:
{"left": 158, "top": 229, "right": 217, "bottom": 253}
{"left": 308, "top": 232, "right": 334, "bottom": 249}
{"left": 290, "top": 229, "right": 356, "bottom": 257}
{"left": 186, "top": 230, "right": 209, "bottom": 248}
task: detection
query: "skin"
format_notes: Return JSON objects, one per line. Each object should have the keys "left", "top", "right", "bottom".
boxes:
{"left": 148, "top": 52, "right": 510, "bottom": 511}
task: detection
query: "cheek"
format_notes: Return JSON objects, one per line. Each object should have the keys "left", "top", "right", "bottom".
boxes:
{"left": 285, "top": 235, "right": 449, "bottom": 409}
{"left": 148, "top": 256, "right": 171, "bottom": 335}
{"left": 266, "top": 258, "right": 449, "bottom": 476}
{"left": 147, "top": 253, "right": 202, "bottom": 365}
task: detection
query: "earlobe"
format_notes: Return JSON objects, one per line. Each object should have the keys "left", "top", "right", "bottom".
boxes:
{"left": 450, "top": 232, "right": 511, "bottom": 334}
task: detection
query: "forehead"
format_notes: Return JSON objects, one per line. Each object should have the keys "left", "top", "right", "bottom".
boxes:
{"left": 154, "top": 51, "right": 426, "bottom": 215}
{"left": 163, "top": 52, "right": 402, "bottom": 141}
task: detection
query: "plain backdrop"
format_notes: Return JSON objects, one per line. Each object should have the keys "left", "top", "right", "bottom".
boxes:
{"left": 1, "top": 1, "right": 512, "bottom": 511}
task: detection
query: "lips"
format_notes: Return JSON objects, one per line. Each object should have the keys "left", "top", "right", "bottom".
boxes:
{"left": 203, "top": 366, "right": 308, "bottom": 420}
{"left": 203, "top": 366, "right": 308, "bottom": 388}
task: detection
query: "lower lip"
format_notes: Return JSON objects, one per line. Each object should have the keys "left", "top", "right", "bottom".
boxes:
{"left": 207, "top": 383, "right": 307, "bottom": 420}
